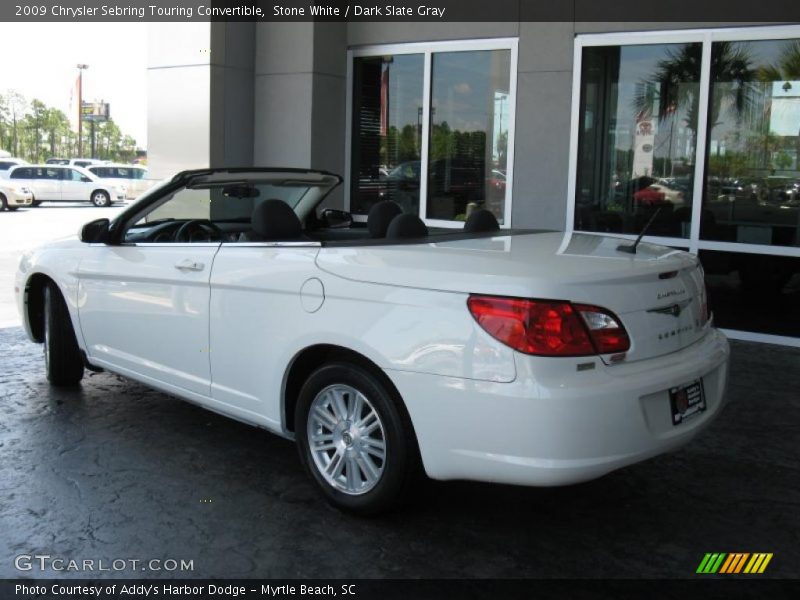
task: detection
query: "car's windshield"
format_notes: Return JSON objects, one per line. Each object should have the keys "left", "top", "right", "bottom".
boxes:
{"left": 141, "top": 181, "right": 311, "bottom": 225}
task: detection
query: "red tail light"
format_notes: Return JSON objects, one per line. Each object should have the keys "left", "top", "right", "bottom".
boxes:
{"left": 467, "top": 295, "right": 630, "bottom": 357}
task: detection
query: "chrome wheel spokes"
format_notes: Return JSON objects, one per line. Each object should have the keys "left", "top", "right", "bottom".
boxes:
{"left": 307, "top": 384, "right": 386, "bottom": 495}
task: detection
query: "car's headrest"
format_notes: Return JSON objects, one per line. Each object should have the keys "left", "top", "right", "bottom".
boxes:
{"left": 464, "top": 209, "right": 500, "bottom": 233}
{"left": 386, "top": 213, "right": 428, "bottom": 240}
{"left": 251, "top": 199, "right": 302, "bottom": 240}
{"left": 367, "top": 200, "right": 403, "bottom": 238}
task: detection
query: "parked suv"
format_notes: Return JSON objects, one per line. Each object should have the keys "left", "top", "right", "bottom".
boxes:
{"left": 6, "top": 165, "right": 125, "bottom": 207}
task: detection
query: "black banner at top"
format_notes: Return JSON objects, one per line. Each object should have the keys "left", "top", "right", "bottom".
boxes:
{"left": 3, "top": 0, "right": 800, "bottom": 22}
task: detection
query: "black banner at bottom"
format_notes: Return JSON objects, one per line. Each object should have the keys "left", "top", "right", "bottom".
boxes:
{"left": 1, "top": 579, "right": 798, "bottom": 600}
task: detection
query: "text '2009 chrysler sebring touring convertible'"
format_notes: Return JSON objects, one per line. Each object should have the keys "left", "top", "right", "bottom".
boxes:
{"left": 15, "top": 168, "right": 729, "bottom": 514}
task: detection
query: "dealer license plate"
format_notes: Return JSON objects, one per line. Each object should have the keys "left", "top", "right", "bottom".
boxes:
{"left": 669, "top": 379, "right": 706, "bottom": 426}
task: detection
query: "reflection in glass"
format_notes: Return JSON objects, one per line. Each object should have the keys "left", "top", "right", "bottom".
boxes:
{"left": 700, "top": 250, "right": 800, "bottom": 337}
{"left": 427, "top": 50, "right": 510, "bottom": 222}
{"left": 576, "top": 43, "right": 701, "bottom": 238}
{"left": 351, "top": 54, "right": 424, "bottom": 215}
{"left": 702, "top": 39, "right": 800, "bottom": 248}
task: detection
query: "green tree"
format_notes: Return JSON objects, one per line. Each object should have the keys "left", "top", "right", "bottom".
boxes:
{"left": 0, "top": 90, "right": 140, "bottom": 162}
{"left": 5, "top": 90, "right": 27, "bottom": 157}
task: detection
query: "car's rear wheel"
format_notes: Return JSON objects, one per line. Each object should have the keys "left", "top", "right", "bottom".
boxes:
{"left": 295, "top": 362, "right": 419, "bottom": 515}
{"left": 43, "top": 283, "right": 84, "bottom": 386}
{"left": 91, "top": 191, "right": 111, "bottom": 207}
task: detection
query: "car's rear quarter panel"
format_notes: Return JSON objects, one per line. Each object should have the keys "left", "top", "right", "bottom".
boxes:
{"left": 209, "top": 245, "right": 515, "bottom": 430}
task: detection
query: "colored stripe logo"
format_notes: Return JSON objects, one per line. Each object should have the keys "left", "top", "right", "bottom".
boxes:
{"left": 696, "top": 553, "right": 773, "bottom": 574}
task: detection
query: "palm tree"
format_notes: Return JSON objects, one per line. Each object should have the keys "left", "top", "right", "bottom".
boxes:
{"left": 757, "top": 40, "right": 800, "bottom": 81}
{"left": 634, "top": 42, "right": 755, "bottom": 137}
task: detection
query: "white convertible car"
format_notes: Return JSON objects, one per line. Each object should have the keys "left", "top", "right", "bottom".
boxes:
{"left": 15, "top": 168, "right": 730, "bottom": 514}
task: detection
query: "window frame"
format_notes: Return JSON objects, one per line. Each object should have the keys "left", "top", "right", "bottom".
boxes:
{"left": 567, "top": 24, "right": 800, "bottom": 260}
{"left": 346, "top": 37, "right": 519, "bottom": 229}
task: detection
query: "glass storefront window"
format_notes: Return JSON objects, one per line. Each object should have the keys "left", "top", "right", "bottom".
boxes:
{"left": 428, "top": 50, "right": 511, "bottom": 222}
{"left": 702, "top": 39, "right": 800, "bottom": 248}
{"left": 351, "top": 54, "right": 424, "bottom": 215}
{"left": 350, "top": 42, "right": 514, "bottom": 224}
{"left": 700, "top": 250, "right": 800, "bottom": 337}
{"left": 576, "top": 43, "right": 701, "bottom": 238}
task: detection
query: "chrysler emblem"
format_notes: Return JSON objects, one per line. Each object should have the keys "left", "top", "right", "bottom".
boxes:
{"left": 647, "top": 298, "right": 692, "bottom": 318}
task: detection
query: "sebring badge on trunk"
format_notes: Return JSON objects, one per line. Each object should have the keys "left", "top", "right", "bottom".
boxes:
{"left": 647, "top": 298, "right": 692, "bottom": 318}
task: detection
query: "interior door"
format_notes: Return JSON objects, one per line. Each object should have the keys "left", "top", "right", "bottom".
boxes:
{"left": 78, "top": 243, "right": 220, "bottom": 396}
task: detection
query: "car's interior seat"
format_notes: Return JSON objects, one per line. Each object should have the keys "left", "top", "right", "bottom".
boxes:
{"left": 386, "top": 213, "right": 429, "bottom": 240}
{"left": 367, "top": 200, "right": 403, "bottom": 238}
{"left": 239, "top": 199, "right": 305, "bottom": 241}
{"left": 463, "top": 209, "right": 500, "bottom": 233}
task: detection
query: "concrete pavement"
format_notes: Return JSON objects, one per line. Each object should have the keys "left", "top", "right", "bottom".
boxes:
{"left": 0, "top": 328, "right": 797, "bottom": 579}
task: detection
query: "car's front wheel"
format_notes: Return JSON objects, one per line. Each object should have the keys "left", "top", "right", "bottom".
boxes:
{"left": 295, "top": 362, "right": 419, "bottom": 515}
{"left": 43, "top": 283, "right": 84, "bottom": 386}
{"left": 91, "top": 191, "right": 111, "bottom": 207}
{"left": 0, "top": 193, "right": 7, "bottom": 211}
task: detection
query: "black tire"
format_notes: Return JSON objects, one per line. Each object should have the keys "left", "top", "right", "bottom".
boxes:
{"left": 295, "top": 362, "right": 420, "bottom": 515}
{"left": 31, "top": 196, "right": 41, "bottom": 207}
{"left": 0, "top": 193, "right": 7, "bottom": 211}
{"left": 43, "top": 283, "right": 84, "bottom": 386}
{"left": 91, "top": 190, "right": 110, "bottom": 207}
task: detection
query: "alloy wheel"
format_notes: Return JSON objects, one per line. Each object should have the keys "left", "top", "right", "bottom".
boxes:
{"left": 306, "top": 383, "right": 387, "bottom": 495}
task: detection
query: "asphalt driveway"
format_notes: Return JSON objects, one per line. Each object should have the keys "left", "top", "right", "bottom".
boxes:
{"left": 0, "top": 327, "right": 797, "bottom": 579}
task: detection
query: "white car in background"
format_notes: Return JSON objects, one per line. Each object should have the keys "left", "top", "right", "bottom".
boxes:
{"left": 68, "top": 158, "right": 105, "bottom": 169}
{"left": 0, "top": 181, "right": 33, "bottom": 211}
{"left": 86, "top": 163, "right": 156, "bottom": 199}
{"left": 0, "top": 157, "right": 28, "bottom": 175}
{"left": 15, "top": 168, "right": 730, "bottom": 514}
{"left": 5, "top": 164, "right": 125, "bottom": 207}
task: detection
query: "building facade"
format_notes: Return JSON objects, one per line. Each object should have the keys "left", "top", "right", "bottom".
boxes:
{"left": 147, "top": 20, "right": 800, "bottom": 347}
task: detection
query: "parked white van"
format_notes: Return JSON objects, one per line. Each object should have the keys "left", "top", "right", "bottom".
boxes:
{"left": 86, "top": 163, "right": 155, "bottom": 199}
{"left": 6, "top": 164, "right": 126, "bottom": 207}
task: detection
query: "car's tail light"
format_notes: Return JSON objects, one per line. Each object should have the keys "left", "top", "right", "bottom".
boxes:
{"left": 573, "top": 304, "right": 630, "bottom": 354}
{"left": 467, "top": 295, "right": 629, "bottom": 357}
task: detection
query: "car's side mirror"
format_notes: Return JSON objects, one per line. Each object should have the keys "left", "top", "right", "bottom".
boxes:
{"left": 321, "top": 208, "right": 353, "bottom": 229}
{"left": 81, "top": 176, "right": 92, "bottom": 183}
{"left": 80, "top": 218, "right": 110, "bottom": 243}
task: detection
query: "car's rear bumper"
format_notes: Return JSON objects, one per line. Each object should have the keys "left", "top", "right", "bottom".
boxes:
{"left": 387, "top": 328, "right": 729, "bottom": 486}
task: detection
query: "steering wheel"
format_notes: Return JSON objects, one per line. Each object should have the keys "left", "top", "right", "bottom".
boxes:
{"left": 174, "top": 219, "right": 224, "bottom": 243}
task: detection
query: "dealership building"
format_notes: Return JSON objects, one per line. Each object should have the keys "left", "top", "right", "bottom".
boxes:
{"left": 147, "top": 19, "right": 800, "bottom": 347}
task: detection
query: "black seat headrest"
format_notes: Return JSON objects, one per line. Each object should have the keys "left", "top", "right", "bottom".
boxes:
{"left": 367, "top": 200, "right": 403, "bottom": 238}
{"left": 251, "top": 199, "right": 302, "bottom": 240}
{"left": 386, "top": 213, "right": 428, "bottom": 240}
{"left": 464, "top": 209, "right": 500, "bottom": 233}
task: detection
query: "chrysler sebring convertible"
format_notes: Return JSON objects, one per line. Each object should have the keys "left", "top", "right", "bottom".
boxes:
{"left": 15, "top": 168, "right": 729, "bottom": 514}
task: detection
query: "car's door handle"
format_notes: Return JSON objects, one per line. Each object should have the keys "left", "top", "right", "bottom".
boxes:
{"left": 174, "top": 259, "right": 205, "bottom": 272}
